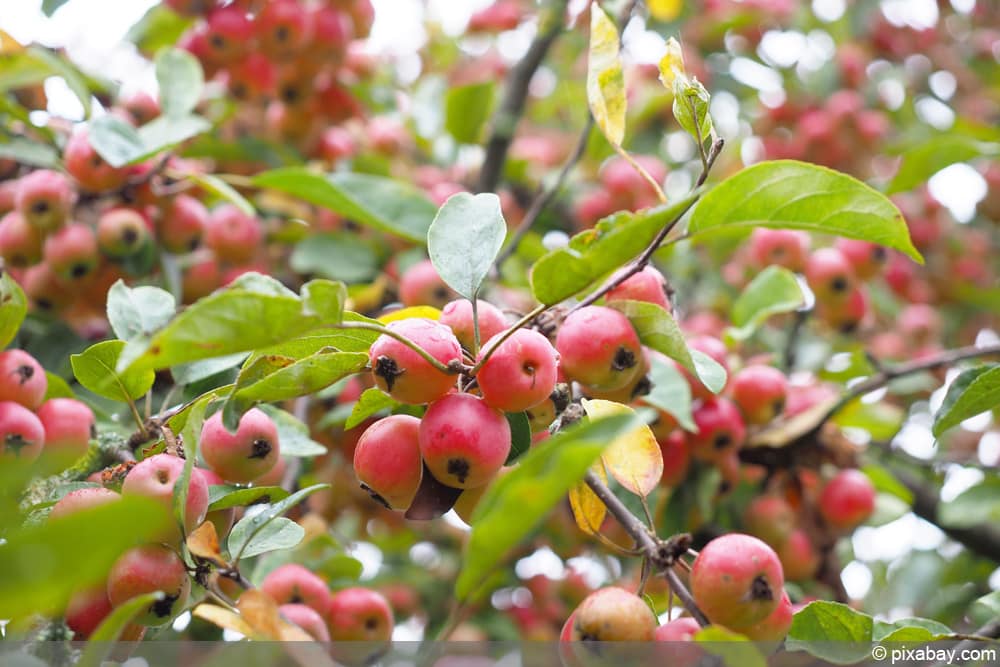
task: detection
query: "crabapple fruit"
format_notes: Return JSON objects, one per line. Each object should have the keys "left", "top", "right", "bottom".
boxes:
{"left": 0, "top": 401, "right": 45, "bottom": 462}
{"left": 742, "top": 589, "right": 793, "bottom": 642}
{"left": 555, "top": 306, "right": 642, "bottom": 392}
{"left": 353, "top": 415, "right": 423, "bottom": 510}
{"left": 279, "top": 603, "right": 330, "bottom": 641}
{"left": 730, "top": 365, "right": 788, "bottom": 425}
{"left": 200, "top": 408, "right": 280, "bottom": 484}
{"left": 570, "top": 587, "right": 656, "bottom": 641}
{"left": 476, "top": 329, "right": 560, "bottom": 412}
{"left": 659, "top": 431, "right": 690, "bottom": 487}
{"left": 121, "top": 453, "right": 209, "bottom": 541}
{"left": 204, "top": 5, "right": 254, "bottom": 64}
{"left": 817, "top": 285, "right": 870, "bottom": 334}
{"left": 605, "top": 266, "right": 671, "bottom": 311}
{"left": 748, "top": 228, "right": 810, "bottom": 272}
{"left": 654, "top": 615, "right": 701, "bottom": 641}
{"left": 257, "top": 0, "right": 312, "bottom": 61}
{"left": 398, "top": 259, "right": 455, "bottom": 309}
{"left": 65, "top": 585, "right": 113, "bottom": 639}
{"left": 776, "top": 529, "right": 820, "bottom": 581}
{"left": 204, "top": 204, "right": 263, "bottom": 264}
{"left": 49, "top": 487, "right": 120, "bottom": 519}
{"left": 0, "top": 211, "right": 43, "bottom": 267}
{"left": 107, "top": 544, "right": 191, "bottom": 626}
{"left": 325, "top": 587, "right": 394, "bottom": 641}
{"left": 819, "top": 469, "right": 875, "bottom": 530}
{"left": 97, "top": 208, "right": 150, "bottom": 258}
{"left": 683, "top": 336, "right": 730, "bottom": 400}
{"left": 0, "top": 349, "right": 47, "bottom": 409}
{"left": 261, "top": 563, "right": 332, "bottom": 614}
{"left": 43, "top": 223, "right": 99, "bottom": 280}
{"left": 368, "top": 318, "right": 462, "bottom": 404}
{"left": 690, "top": 533, "right": 784, "bottom": 630}
{"left": 743, "top": 494, "right": 796, "bottom": 548}
{"left": 63, "top": 130, "right": 128, "bottom": 193}
{"left": 15, "top": 169, "right": 75, "bottom": 232}
{"left": 835, "top": 238, "right": 887, "bottom": 279}
{"left": 688, "top": 397, "right": 746, "bottom": 462}
{"left": 159, "top": 195, "right": 208, "bottom": 254}
{"left": 805, "top": 247, "right": 855, "bottom": 303}
{"left": 21, "top": 262, "right": 72, "bottom": 312}
{"left": 439, "top": 299, "right": 507, "bottom": 351}
{"left": 419, "top": 393, "right": 511, "bottom": 489}
{"left": 36, "top": 398, "right": 96, "bottom": 464}
{"left": 194, "top": 467, "right": 235, "bottom": 537}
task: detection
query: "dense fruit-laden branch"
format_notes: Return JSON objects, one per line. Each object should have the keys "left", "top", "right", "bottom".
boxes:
{"left": 584, "top": 470, "right": 710, "bottom": 626}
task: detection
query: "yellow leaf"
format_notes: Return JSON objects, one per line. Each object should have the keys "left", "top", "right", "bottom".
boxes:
{"left": 193, "top": 604, "right": 256, "bottom": 638}
{"left": 377, "top": 305, "right": 441, "bottom": 323}
{"left": 237, "top": 589, "right": 285, "bottom": 639}
{"left": 587, "top": 2, "right": 626, "bottom": 147}
{"left": 648, "top": 0, "right": 683, "bottom": 21}
{"left": 569, "top": 463, "right": 607, "bottom": 537}
{"left": 186, "top": 521, "right": 229, "bottom": 568}
{"left": 583, "top": 399, "right": 663, "bottom": 497}
{"left": 658, "top": 37, "right": 687, "bottom": 89}
{"left": 0, "top": 30, "right": 25, "bottom": 55}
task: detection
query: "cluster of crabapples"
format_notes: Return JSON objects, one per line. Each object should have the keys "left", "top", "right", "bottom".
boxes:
{"left": 560, "top": 533, "right": 794, "bottom": 646}
{"left": 0, "top": 347, "right": 95, "bottom": 470}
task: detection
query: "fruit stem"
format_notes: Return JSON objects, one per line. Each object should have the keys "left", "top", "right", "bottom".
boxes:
{"left": 583, "top": 470, "right": 710, "bottom": 626}
{"left": 336, "top": 322, "right": 461, "bottom": 375}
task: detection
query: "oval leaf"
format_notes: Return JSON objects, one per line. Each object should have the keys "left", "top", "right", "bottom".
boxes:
{"left": 155, "top": 47, "right": 203, "bottom": 117}
{"left": 427, "top": 192, "right": 507, "bottom": 300}
{"left": 587, "top": 2, "right": 626, "bottom": 147}
{"left": 71, "top": 340, "right": 155, "bottom": 402}
{"left": 569, "top": 464, "right": 607, "bottom": 537}
{"left": 106, "top": 280, "right": 176, "bottom": 343}
{"left": 933, "top": 364, "right": 1000, "bottom": 437}
{"left": 687, "top": 160, "right": 923, "bottom": 263}
{"left": 583, "top": 399, "right": 662, "bottom": 497}
{"left": 0, "top": 271, "right": 27, "bottom": 349}
{"left": 786, "top": 601, "right": 873, "bottom": 664}
{"left": 727, "top": 265, "right": 804, "bottom": 341}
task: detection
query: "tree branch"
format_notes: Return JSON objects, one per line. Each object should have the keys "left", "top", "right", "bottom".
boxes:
{"left": 478, "top": 0, "right": 572, "bottom": 193}
{"left": 584, "top": 471, "right": 710, "bottom": 626}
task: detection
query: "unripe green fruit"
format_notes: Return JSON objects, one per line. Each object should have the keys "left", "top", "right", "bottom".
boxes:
{"left": 107, "top": 544, "right": 191, "bottom": 626}
{"left": 690, "top": 533, "right": 784, "bottom": 630}
{"left": 419, "top": 393, "right": 511, "bottom": 489}
{"left": 200, "top": 408, "right": 280, "bottom": 484}
{"left": 570, "top": 586, "right": 657, "bottom": 641}
{"left": 353, "top": 415, "right": 422, "bottom": 510}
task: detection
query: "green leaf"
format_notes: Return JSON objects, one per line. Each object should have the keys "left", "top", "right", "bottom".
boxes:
{"left": 230, "top": 516, "right": 304, "bottom": 559}
{"left": 78, "top": 593, "right": 165, "bottom": 667}
{"left": 126, "top": 5, "right": 193, "bottom": 54}
{"left": 71, "top": 340, "right": 155, "bottom": 402}
{"left": 673, "top": 77, "right": 714, "bottom": 146}
{"left": 427, "top": 192, "right": 507, "bottom": 299}
{"left": 833, "top": 398, "right": 905, "bottom": 441}
{"left": 228, "top": 483, "right": 329, "bottom": 562}
{"left": 0, "top": 271, "right": 28, "bottom": 348}
{"left": 529, "top": 191, "right": 701, "bottom": 305}
{"left": 726, "top": 266, "right": 804, "bottom": 341}
{"left": 586, "top": 2, "right": 626, "bottom": 147}
{"left": 0, "top": 136, "right": 60, "bottom": 168}
{"left": 687, "top": 160, "right": 922, "bottom": 263}
{"left": 872, "top": 617, "right": 953, "bottom": 642}
{"left": 174, "top": 393, "right": 209, "bottom": 536}
{"left": 291, "top": 233, "right": 378, "bottom": 283}
{"left": 259, "top": 404, "right": 328, "bottom": 457}
{"left": 887, "top": 135, "right": 999, "bottom": 194}
{"left": 117, "top": 273, "right": 340, "bottom": 374}
{"left": 933, "top": 365, "right": 1000, "bottom": 437}
{"left": 970, "top": 591, "right": 1000, "bottom": 626}
{"left": 253, "top": 168, "right": 437, "bottom": 243}
{"left": 345, "top": 387, "right": 398, "bottom": 430}
{"left": 208, "top": 485, "right": 289, "bottom": 512}
{"left": 695, "top": 626, "right": 766, "bottom": 667}
{"left": 42, "top": 372, "right": 76, "bottom": 400}
{"left": 155, "top": 47, "right": 203, "bottom": 117}
{"left": 861, "top": 464, "right": 913, "bottom": 504}
{"left": 89, "top": 113, "right": 210, "bottom": 168}
{"left": 445, "top": 81, "right": 495, "bottom": 144}
{"left": 609, "top": 300, "right": 726, "bottom": 394}
{"left": 41, "top": 0, "right": 70, "bottom": 16}
{"left": 0, "top": 496, "right": 170, "bottom": 618}
{"left": 137, "top": 112, "right": 211, "bottom": 156}
{"left": 786, "top": 601, "right": 873, "bottom": 664}
{"left": 642, "top": 355, "right": 695, "bottom": 431}
{"left": 225, "top": 350, "right": 367, "bottom": 425}
{"left": 455, "top": 413, "right": 639, "bottom": 601}
{"left": 938, "top": 478, "right": 1000, "bottom": 528}
{"left": 504, "top": 412, "right": 531, "bottom": 465}
{"left": 28, "top": 46, "right": 92, "bottom": 117}
{"left": 185, "top": 172, "right": 255, "bottom": 216}
{"left": 106, "top": 280, "right": 176, "bottom": 343}
{"left": 171, "top": 353, "right": 248, "bottom": 385}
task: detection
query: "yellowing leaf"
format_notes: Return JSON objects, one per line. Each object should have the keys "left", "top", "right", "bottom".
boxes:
{"left": 378, "top": 305, "right": 441, "bottom": 323}
{"left": 648, "top": 0, "right": 683, "bottom": 21}
{"left": 0, "top": 29, "right": 25, "bottom": 55}
{"left": 237, "top": 589, "right": 286, "bottom": 639}
{"left": 583, "top": 399, "right": 663, "bottom": 497}
{"left": 193, "top": 603, "right": 256, "bottom": 637}
{"left": 587, "top": 2, "right": 626, "bottom": 147}
{"left": 569, "top": 463, "right": 608, "bottom": 536}
{"left": 658, "top": 37, "right": 686, "bottom": 89}
{"left": 186, "top": 521, "right": 228, "bottom": 568}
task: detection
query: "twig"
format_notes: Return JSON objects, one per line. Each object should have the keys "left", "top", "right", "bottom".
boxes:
{"left": 932, "top": 619, "right": 1000, "bottom": 667}
{"left": 782, "top": 308, "right": 811, "bottom": 372}
{"left": 478, "top": 0, "right": 572, "bottom": 193}
{"left": 583, "top": 471, "right": 710, "bottom": 626}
